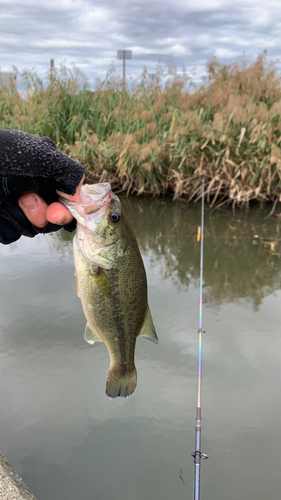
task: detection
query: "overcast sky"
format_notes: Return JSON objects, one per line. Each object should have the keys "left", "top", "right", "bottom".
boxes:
{"left": 0, "top": 0, "right": 280, "bottom": 88}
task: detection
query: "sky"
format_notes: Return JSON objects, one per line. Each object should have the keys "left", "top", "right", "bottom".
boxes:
{"left": 0, "top": 0, "right": 280, "bottom": 88}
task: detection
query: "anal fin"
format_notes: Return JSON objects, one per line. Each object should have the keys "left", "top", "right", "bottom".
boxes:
{"left": 138, "top": 307, "right": 158, "bottom": 344}
{"left": 84, "top": 323, "right": 103, "bottom": 344}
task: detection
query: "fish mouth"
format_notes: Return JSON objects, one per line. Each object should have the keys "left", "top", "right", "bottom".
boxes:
{"left": 59, "top": 182, "right": 113, "bottom": 223}
{"left": 83, "top": 182, "right": 111, "bottom": 198}
{"left": 82, "top": 183, "right": 112, "bottom": 215}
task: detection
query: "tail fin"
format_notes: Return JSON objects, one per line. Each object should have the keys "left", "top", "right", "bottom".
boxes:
{"left": 106, "top": 368, "right": 137, "bottom": 399}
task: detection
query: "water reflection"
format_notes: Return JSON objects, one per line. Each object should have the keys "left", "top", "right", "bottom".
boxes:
{"left": 125, "top": 198, "right": 281, "bottom": 308}
{"left": 1, "top": 197, "right": 281, "bottom": 500}
{"left": 52, "top": 197, "right": 281, "bottom": 310}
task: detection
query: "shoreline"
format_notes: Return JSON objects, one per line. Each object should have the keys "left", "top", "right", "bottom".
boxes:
{"left": 0, "top": 451, "right": 37, "bottom": 500}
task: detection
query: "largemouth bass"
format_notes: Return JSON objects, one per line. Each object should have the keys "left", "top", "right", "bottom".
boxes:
{"left": 60, "top": 183, "right": 158, "bottom": 398}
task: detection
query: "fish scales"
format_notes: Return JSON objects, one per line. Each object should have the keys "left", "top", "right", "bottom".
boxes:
{"left": 74, "top": 213, "right": 147, "bottom": 376}
{"left": 60, "top": 183, "right": 158, "bottom": 398}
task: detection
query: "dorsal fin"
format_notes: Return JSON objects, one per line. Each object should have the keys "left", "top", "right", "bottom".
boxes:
{"left": 138, "top": 307, "right": 158, "bottom": 344}
{"left": 84, "top": 323, "right": 103, "bottom": 344}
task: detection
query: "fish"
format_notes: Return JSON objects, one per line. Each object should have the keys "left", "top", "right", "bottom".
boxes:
{"left": 60, "top": 182, "right": 158, "bottom": 398}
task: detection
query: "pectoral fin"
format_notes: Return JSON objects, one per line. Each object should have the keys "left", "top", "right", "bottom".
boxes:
{"left": 138, "top": 307, "right": 158, "bottom": 344}
{"left": 84, "top": 323, "right": 103, "bottom": 344}
{"left": 91, "top": 270, "right": 111, "bottom": 296}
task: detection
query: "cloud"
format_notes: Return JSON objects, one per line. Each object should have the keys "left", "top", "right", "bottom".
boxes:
{"left": 0, "top": 0, "right": 279, "bottom": 86}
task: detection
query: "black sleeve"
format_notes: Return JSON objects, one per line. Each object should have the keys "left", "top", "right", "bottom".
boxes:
{"left": 0, "top": 129, "right": 85, "bottom": 244}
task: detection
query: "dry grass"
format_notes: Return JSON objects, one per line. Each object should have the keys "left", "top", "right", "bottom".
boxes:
{"left": 1, "top": 54, "right": 281, "bottom": 207}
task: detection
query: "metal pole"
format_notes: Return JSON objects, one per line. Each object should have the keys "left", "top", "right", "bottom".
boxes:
{"left": 123, "top": 51, "right": 126, "bottom": 90}
{"left": 192, "top": 179, "right": 208, "bottom": 500}
{"left": 117, "top": 50, "right": 132, "bottom": 90}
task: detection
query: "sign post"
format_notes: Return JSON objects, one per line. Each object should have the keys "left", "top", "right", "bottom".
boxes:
{"left": 117, "top": 50, "right": 132, "bottom": 90}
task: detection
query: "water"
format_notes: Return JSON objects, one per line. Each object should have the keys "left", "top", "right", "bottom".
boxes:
{"left": 1, "top": 197, "right": 281, "bottom": 500}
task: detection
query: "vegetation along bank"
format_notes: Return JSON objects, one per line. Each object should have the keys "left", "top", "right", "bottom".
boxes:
{"left": 1, "top": 53, "right": 281, "bottom": 210}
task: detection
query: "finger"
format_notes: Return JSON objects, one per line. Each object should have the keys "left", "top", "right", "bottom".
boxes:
{"left": 49, "top": 175, "right": 85, "bottom": 225}
{"left": 45, "top": 202, "right": 73, "bottom": 225}
{"left": 18, "top": 193, "right": 49, "bottom": 228}
{"left": 56, "top": 175, "right": 85, "bottom": 204}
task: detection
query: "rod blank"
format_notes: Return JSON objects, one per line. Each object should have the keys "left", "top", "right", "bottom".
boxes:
{"left": 192, "top": 179, "right": 208, "bottom": 500}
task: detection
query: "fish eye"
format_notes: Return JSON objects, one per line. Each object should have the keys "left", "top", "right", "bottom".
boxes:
{"left": 110, "top": 212, "right": 121, "bottom": 223}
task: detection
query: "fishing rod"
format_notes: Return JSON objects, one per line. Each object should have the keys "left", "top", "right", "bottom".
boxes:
{"left": 191, "top": 178, "right": 208, "bottom": 500}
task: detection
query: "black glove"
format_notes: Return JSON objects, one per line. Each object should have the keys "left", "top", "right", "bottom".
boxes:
{"left": 0, "top": 129, "right": 85, "bottom": 244}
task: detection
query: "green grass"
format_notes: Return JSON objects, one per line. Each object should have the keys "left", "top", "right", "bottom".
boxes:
{"left": 1, "top": 54, "right": 281, "bottom": 207}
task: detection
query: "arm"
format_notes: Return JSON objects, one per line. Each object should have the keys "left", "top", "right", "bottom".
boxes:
{"left": 0, "top": 129, "right": 85, "bottom": 244}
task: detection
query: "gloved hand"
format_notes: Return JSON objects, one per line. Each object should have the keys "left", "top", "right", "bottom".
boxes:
{"left": 0, "top": 129, "right": 85, "bottom": 244}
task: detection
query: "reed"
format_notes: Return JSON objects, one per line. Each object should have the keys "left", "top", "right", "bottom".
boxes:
{"left": 1, "top": 54, "right": 281, "bottom": 207}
